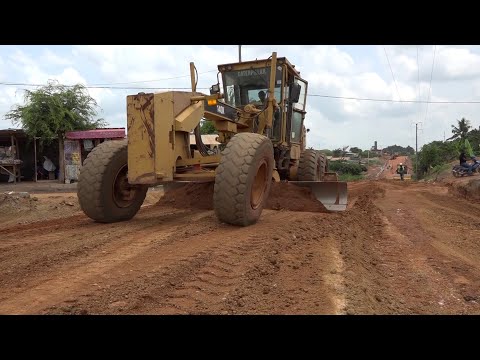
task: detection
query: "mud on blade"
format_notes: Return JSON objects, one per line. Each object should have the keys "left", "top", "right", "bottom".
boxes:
{"left": 289, "top": 181, "right": 348, "bottom": 211}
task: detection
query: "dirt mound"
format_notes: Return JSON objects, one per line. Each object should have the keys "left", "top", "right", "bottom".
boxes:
{"left": 447, "top": 178, "right": 480, "bottom": 201}
{"left": 157, "top": 183, "right": 214, "bottom": 210}
{"left": 0, "top": 192, "right": 37, "bottom": 213}
{"left": 349, "top": 180, "right": 385, "bottom": 199}
{"left": 157, "top": 182, "right": 332, "bottom": 212}
{"left": 265, "top": 182, "right": 327, "bottom": 212}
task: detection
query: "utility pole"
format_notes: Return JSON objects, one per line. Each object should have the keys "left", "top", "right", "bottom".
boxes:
{"left": 416, "top": 123, "right": 418, "bottom": 179}
{"left": 238, "top": 45, "right": 242, "bottom": 62}
{"left": 415, "top": 122, "right": 422, "bottom": 180}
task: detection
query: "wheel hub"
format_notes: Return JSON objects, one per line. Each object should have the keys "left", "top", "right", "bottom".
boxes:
{"left": 251, "top": 161, "right": 268, "bottom": 210}
{"left": 113, "top": 165, "right": 138, "bottom": 208}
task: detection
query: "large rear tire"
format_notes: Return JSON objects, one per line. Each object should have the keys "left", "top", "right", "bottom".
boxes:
{"left": 318, "top": 152, "right": 328, "bottom": 177}
{"left": 77, "top": 139, "right": 148, "bottom": 223}
{"left": 214, "top": 133, "right": 274, "bottom": 226}
{"left": 298, "top": 149, "right": 325, "bottom": 181}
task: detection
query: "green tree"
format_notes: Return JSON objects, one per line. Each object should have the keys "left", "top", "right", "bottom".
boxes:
{"left": 350, "top": 146, "right": 362, "bottom": 154}
{"left": 467, "top": 128, "right": 480, "bottom": 155}
{"left": 464, "top": 139, "right": 474, "bottom": 157}
{"left": 319, "top": 149, "right": 333, "bottom": 156}
{"left": 5, "top": 80, "right": 106, "bottom": 181}
{"left": 200, "top": 119, "right": 217, "bottom": 134}
{"left": 382, "top": 144, "right": 415, "bottom": 155}
{"left": 418, "top": 143, "right": 441, "bottom": 175}
{"left": 448, "top": 117, "right": 471, "bottom": 141}
{"left": 332, "top": 148, "right": 342, "bottom": 157}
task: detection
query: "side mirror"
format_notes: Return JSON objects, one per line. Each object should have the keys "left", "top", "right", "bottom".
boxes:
{"left": 210, "top": 83, "right": 220, "bottom": 95}
{"left": 289, "top": 83, "right": 301, "bottom": 103}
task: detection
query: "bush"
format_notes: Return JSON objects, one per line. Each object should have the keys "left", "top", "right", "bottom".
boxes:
{"left": 329, "top": 161, "right": 363, "bottom": 175}
{"left": 339, "top": 174, "right": 363, "bottom": 181}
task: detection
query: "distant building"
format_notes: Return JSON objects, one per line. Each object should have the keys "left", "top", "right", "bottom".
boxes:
{"left": 0, "top": 127, "right": 126, "bottom": 183}
{"left": 63, "top": 128, "right": 126, "bottom": 183}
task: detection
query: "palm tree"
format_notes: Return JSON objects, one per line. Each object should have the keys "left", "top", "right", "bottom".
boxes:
{"left": 448, "top": 118, "right": 472, "bottom": 141}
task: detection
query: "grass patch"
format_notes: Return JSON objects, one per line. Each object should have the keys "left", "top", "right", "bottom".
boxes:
{"left": 339, "top": 174, "right": 364, "bottom": 181}
{"left": 365, "top": 158, "right": 383, "bottom": 166}
{"left": 422, "top": 163, "right": 451, "bottom": 181}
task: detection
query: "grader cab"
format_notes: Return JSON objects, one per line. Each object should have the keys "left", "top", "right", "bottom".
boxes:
{"left": 77, "top": 52, "right": 348, "bottom": 226}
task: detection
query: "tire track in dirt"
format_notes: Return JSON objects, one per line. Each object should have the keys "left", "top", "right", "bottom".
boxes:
{"left": 371, "top": 182, "right": 480, "bottom": 314}
{"left": 0, "top": 207, "right": 200, "bottom": 313}
{"left": 156, "top": 236, "right": 267, "bottom": 314}
{"left": 0, "top": 208, "right": 192, "bottom": 291}
{"left": 406, "top": 189, "right": 480, "bottom": 310}
{"left": 222, "top": 228, "right": 345, "bottom": 315}
{"left": 334, "top": 182, "right": 397, "bottom": 314}
{"left": 339, "top": 181, "right": 468, "bottom": 314}
{"left": 6, "top": 209, "right": 281, "bottom": 314}
{"left": 44, "top": 211, "right": 295, "bottom": 314}
{"left": 38, "top": 210, "right": 344, "bottom": 315}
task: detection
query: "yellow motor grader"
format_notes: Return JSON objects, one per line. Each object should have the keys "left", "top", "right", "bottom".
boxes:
{"left": 77, "top": 52, "right": 348, "bottom": 226}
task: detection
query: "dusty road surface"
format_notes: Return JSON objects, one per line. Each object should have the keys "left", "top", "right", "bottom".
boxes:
{"left": 1, "top": 178, "right": 480, "bottom": 315}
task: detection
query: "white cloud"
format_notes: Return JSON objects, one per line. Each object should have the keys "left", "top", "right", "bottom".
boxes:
{"left": 2, "top": 45, "right": 480, "bottom": 150}
{"left": 40, "top": 49, "right": 73, "bottom": 66}
{"left": 0, "top": 55, "right": 4, "bottom": 81}
{"left": 433, "top": 47, "right": 480, "bottom": 80}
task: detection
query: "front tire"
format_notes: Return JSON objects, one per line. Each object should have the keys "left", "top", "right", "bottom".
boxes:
{"left": 77, "top": 139, "right": 148, "bottom": 223}
{"left": 213, "top": 133, "right": 274, "bottom": 226}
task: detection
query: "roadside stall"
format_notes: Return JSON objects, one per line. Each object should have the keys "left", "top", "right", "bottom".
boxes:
{"left": 0, "top": 129, "right": 24, "bottom": 184}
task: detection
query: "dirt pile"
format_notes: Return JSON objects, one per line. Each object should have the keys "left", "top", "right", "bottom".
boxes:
{"left": 265, "top": 182, "right": 327, "bottom": 212}
{"left": 157, "top": 183, "right": 214, "bottom": 210}
{"left": 0, "top": 192, "right": 37, "bottom": 213}
{"left": 156, "top": 182, "right": 331, "bottom": 212}
{"left": 447, "top": 178, "right": 480, "bottom": 201}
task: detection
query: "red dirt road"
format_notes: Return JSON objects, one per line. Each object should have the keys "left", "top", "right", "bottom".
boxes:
{"left": 1, "top": 179, "right": 480, "bottom": 314}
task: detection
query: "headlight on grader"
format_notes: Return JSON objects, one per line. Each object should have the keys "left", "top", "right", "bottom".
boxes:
{"left": 207, "top": 99, "right": 217, "bottom": 106}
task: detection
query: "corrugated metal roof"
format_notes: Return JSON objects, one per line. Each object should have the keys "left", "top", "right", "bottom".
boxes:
{"left": 65, "top": 128, "right": 126, "bottom": 140}
{"left": 0, "top": 128, "right": 27, "bottom": 138}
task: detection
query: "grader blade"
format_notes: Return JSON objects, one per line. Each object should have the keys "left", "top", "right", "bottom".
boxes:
{"left": 290, "top": 181, "right": 348, "bottom": 212}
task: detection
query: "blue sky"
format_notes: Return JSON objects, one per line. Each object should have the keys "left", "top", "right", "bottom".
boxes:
{"left": 2, "top": 45, "right": 480, "bottom": 151}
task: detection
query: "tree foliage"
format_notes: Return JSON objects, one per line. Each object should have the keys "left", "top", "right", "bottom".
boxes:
{"left": 417, "top": 136, "right": 468, "bottom": 178}
{"left": 448, "top": 117, "right": 471, "bottom": 142}
{"left": 350, "top": 146, "right": 362, "bottom": 154}
{"left": 329, "top": 161, "right": 364, "bottom": 175}
{"left": 332, "top": 148, "right": 342, "bottom": 157}
{"left": 418, "top": 143, "right": 441, "bottom": 174}
{"left": 319, "top": 149, "right": 333, "bottom": 156}
{"left": 464, "top": 139, "right": 474, "bottom": 157}
{"left": 360, "top": 150, "right": 379, "bottom": 158}
{"left": 382, "top": 144, "right": 415, "bottom": 155}
{"left": 200, "top": 120, "right": 217, "bottom": 134}
{"left": 5, "top": 80, "right": 106, "bottom": 144}
{"left": 466, "top": 128, "right": 480, "bottom": 153}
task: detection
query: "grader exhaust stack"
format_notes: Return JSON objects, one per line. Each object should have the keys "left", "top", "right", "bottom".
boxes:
{"left": 77, "top": 51, "right": 348, "bottom": 227}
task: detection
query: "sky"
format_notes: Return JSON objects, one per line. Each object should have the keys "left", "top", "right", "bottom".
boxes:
{"left": 1, "top": 44, "right": 480, "bottom": 151}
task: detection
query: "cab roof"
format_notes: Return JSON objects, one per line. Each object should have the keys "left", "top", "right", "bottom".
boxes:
{"left": 217, "top": 56, "right": 301, "bottom": 77}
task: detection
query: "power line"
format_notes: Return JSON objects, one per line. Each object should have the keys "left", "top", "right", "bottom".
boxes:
{"left": 416, "top": 46, "right": 421, "bottom": 103}
{"left": 0, "top": 82, "right": 210, "bottom": 90}
{"left": 416, "top": 46, "right": 422, "bottom": 126}
{"left": 424, "top": 45, "right": 437, "bottom": 125}
{"left": 89, "top": 70, "right": 218, "bottom": 86}
{"left": 3, "top": 80, "right": 480, "bottom": 104}
{"left": 307, "top": 94, "right": 480, "bottom": 104}
{"left": 384, "top": 46, "right": 402, "bottom": 101}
